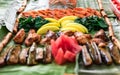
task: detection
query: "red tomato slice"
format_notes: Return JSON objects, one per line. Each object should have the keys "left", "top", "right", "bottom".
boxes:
{"left": 55, "top": 48, "right": 65, "bottom": 65}
{"left": 64, "top": 50, "right": 76, "bottom": 62}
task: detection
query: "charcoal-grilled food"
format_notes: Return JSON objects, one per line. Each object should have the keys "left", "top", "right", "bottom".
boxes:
{"left": 25, "top": 29, "right": 41, "bottom": 46}
{"left": 0, "top": 46, "right": 13, "bottom": 67}
{"left": 0, "top": 32, "right": 12, "bottom": 53}
{"left": 13, "top": 28, "right": 26, "bottom": 44}
{"left": 82, "top": 45, "right": 93, "bottom": 66}
{"left": 62, "top": 30, "right": 75, "bottom": 36}
{"left": 35, "top": 47, "right": 44, "bottom": 62}
{"left": 19, "top": 47, "right": 29, "bottom": 64}
{"left": 109, "top": 43, "right": 120, "bottom": 64}
{"left": 91, "top": 42, "right": 102, "bottom": 64}
{"left": 44, "top": 45, "right": 52, "bottom": 63}
{"left": 40, "top": 30, "right": 57, "bottom": 45}
{"left": 98, "top": 46, "right": 113, "bottom": 65}
{"left": 6, "top": 45, "right": 21, "bottom": 64}
{"left": 94, "top": 29, "right": 108, "bottom": 42}
{"left": 27, "top": 42, "right": 37, "bottom": 65}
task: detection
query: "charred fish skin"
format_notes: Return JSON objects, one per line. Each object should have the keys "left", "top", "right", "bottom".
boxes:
{"left": 82, "top": 45, "right": 93, "bottom": 67}
{"left": 91, "top": 42, "right": 102, "bottom": 64}
{"left": 108, "top": 43, "right": 120, "bottom": 64}
{"left": 43, "top": 45, "right": 52, "bottom": 64}
{"left": 27, "top": 42, "right": 37, "bottom": 66}
{"left": 35, "top": 47, "right": 44, "bottom": 62}
{"left": 6, "top": 45, "right": 22, "bottom": 65}
{"left": 19, "top": 47, "right": 29, "bottom": 64}
{"left": 0, "top": 46, "right": 13, "bottom": 67}
{"left": 98, "top": 46, "right": 113, "bottom": 65}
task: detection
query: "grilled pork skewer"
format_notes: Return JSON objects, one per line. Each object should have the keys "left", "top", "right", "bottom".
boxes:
{"left": 6, "top": 45, "right": 22, "bottom": 64}
{"left": 13, "top": 28, "right": 26, "bottom": 44}
{"left": 19, "top": 47, "right": 29, "bottom": 64}
{"left": 0, "top": 46, "right": 13, "bottom": 67}
{"left": 13, "top": 0, "right": 28, "bottom": 33}
{"left": 0, "top": 32, "right": 12, "bottom": 53}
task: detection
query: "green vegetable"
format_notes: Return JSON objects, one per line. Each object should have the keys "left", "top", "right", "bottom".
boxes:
{"left": 18, "top": 16, "right": 49, "bottom": 32}
{"left": 74, "top": 16, "right": 108, "bottom": 34}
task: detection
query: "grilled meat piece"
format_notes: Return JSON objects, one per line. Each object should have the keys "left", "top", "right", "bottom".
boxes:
{"left": 98, "top": 46, "right": 113, "bottom": 65}
{"left": 35, "top": 47, "right": 44, "bottom": 62}
{"left": 25, "top": 29, "right": 41, "bottom": 46}
{"left": 27, "top": 42, "right": 37, "bottom": 65}
{"left": 94, "top": 29, "right": 108, "bottom": 42}
{"left": 13, "top": 28, "right": 26, "bottom": 44}
{"left": 40, "top": 30, "right": 57, "bottom": 45}
{"left": 91, "top": 38, "right": 105, "bottom": 45}
{"left": 82, "top": 45, "right": 93, "bottom": 66}
{"left": 74, "top": 32, "right": 84, "bottom": 38}
{"left": 19, "top": 47, "right": 29, "bottom": 64}
{"left": 108, "top": 43, "right": 120, "bottom": 64}
{"left": 0, "top": 46, "right": 13, "bottom": 67}
{"left": 0, "top": 32, "right": 12, "bottom": 53}
{"left": 44, "top": 45, "right": 52, "bottom": 63}
{"left": 62, "top": 30, "right": 75, "bottom": 36}
{"left": 91, "top": 42, "right": 102, "bottom": 64}
{"left": 6, "top": 45, "right": 22, "bottom": 64}
{"left": 76, "top": 34, "right": 92, "bottom": 45}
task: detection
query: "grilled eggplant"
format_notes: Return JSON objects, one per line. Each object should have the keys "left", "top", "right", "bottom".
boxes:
{"left": 98, "top": 46, "right": 113, "bottom": 65}
{"left": 91, "top": 42, "right": 102, "bottom": 64}
{"left": 27, "top": 42, "right": 37, "bottom": 65}
{"left": 6, "top": 45, "right": 22, "bottom": 64}
{"left": 108, "top": 43, "right": 120, "bottom": 64}
{"left": 0, "top": 46, "right": 13, "bottom": 67}
{"left": 35, "top": 47, "right": 44, "bottom": 62}
{"left": 44, "top": 45, "right": 52, "bottom": 63}
{"left": 82, "top": 45, "right": 93, "bottom": 66}
{"left": 19, "top": 47, "right": 29, "bottom": 64}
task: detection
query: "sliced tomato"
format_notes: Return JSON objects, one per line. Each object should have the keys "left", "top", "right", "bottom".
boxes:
{"left": 55, "top": 48, "right": 65, "bottom": 65}
{"left": 64, "top": 50, "right": 76, "bottom": 62}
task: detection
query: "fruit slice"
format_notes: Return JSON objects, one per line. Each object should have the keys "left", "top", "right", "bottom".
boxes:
{"left": 45, "top": 18, "right": 58, "bottom": 23}
{"left": 55, "top": 48, "right": 65, "bottom": 65}
{"left": 37, "top": 26, "right": 59, "bottom": 35}
{"left": 58, "top": 16, "right": 78, "bottom": 24}
{"left": 51, "top": 40, "right": 58, "bottom": 58}
{"left": 64, "top": 23, "right": 88, "bottom": 33}
{"left": 61, "top": 20, "right": 74, "bottom": 27}
{"left": 64, "top": 50, "right": 76, "bottom": 62}
{"left": 42, "top": 23, "right": 60, "bottom": 28}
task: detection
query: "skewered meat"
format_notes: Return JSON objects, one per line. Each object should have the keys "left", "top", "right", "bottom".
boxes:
{"left": 44, "top": 45, "right": 52, "bottom": 63}
{"left": 91, "top": 42, "right": 102, "bottom": 64}
{"left": 27, "top": 42, "right": 37, "bottom": 65}
{"left": 40, "top": 30, "right": 57, "bottom": 45}
{"left": 6, "top": 45, "right": 21, "bottom": 64}
{"left": 74, "top": 32, "right": 84, "bottom": 38}
{"left": 0, "top": 46, "right": 13, "bottom": 67}
{"left": 108, "top": 43, "right": 120, "bottom": 64}
{"left": 13, "top": 28, "right": 26, "bottom": 44}
{"left": 19, "top": 47, "right": 29, "bottom": 64}
{"left": 94, "top": 29, "right": 108, "bottom": 42}
{"left": 98, "top": 46, "right": 112, "bottom": 65}
{"left": 25, "top": 29, "right": 41, "bottom": 46}
{"left": 35, "top": 47, "right": 44, "bottom": 62}
{"left": 82, "top": 45, "right": 93, "bottom": 66}
{"left": 0, "top": 32, "right": 12, "bottom": 53}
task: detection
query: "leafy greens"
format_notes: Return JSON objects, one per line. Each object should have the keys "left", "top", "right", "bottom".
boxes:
{"left": 74, "top": 16, "right": 108, "bottom": 34}
{"left": 18, "top": 16, "right": 49, "bottom": 32}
